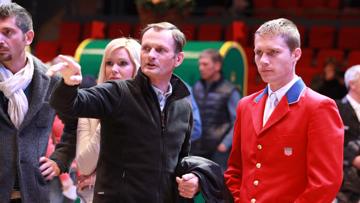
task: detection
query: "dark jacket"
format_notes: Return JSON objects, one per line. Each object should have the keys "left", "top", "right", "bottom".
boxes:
{"left": 336, "top": 96, "right": 360, "bottom": 146}
{"left": 50, "top": 70, "right": 193, "bottom": 203}
{"left": 0, "top": 56, "right": 59, "bottom": 203}
{"left": 192, "top": 77, "right": 237, "bottom": 156}
{"left": 176, "top": 156, "right": 233, "bottom": 203}
{"left": 336, "top": 96, "right": 360, "bottom": 202}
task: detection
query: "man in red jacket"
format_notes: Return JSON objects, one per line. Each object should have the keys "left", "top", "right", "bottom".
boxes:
{"left": 225, "top": 18, "right": 344, "bottom": 203}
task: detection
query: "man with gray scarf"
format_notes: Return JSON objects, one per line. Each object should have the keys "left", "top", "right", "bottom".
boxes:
{"left": 0, "top": 3, "right": 69, "bottom": 202}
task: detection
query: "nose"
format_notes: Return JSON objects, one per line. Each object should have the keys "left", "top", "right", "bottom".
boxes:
{"left": 0, "top": 34, "right": 5, "bottom": 44}
{"left": 259, "top": 54, "right": 270, "bottom": 66}
{"left": 148, "top": 48, "right": 156, "bottom": 59}
{"left": 111, "top": 64, "right": 120, "bottom": 73}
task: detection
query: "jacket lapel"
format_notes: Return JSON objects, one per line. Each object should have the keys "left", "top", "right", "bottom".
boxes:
{"left": 251, "top": 88, "right": 267, "bottom": 135}
{"left": 341, "top": 97, "right": 359, "bottom": 123}
{"left": 261, "top": 97, "right": 290, "bottom": 133}
{"left": 254, "top": 79, "right": 306, "bottom": 135}
{"left": 20, "top": 58, "right": 50, "bottom": 130}
{"left": 0, "top": 96, "right": 12, "bottom": 126}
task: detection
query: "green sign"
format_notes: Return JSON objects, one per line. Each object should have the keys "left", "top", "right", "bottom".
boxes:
{"left": 75, "top": 40, "right": 248, "bottom": 95}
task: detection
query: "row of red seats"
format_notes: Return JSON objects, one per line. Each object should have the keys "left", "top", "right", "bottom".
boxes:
{"left": 251, "top": 0, "right": 360, "bottom": 20}
{"left": 49, "top": 21, "right": 360, "bottom": 49}
{"left": 253, "top": 0, "right": 341, "bottom": 9}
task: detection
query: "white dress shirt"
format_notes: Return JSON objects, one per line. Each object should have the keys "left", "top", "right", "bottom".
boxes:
{"left": 263, "top": 76, "right": 300, "bottom": 126}
{"left": 346, "top": 94, "right": 360, "bottom": 122}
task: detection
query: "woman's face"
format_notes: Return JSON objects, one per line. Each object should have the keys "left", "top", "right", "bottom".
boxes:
{"left": 324, "top": 63, "right": 336, "bottom": 81}
{"left": 104, "top": 47, "right": 136, "bottom": 81}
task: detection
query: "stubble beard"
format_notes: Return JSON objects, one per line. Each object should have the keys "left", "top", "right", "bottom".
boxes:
{"left": 0, "top": 54, "right": 12, "bottom": 63}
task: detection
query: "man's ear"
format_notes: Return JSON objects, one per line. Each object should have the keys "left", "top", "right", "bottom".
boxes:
{"left": 293, "top": 48, "right": 301, "bottom": 61}
{"left": 214, "top": 61, "right": 222, "bottom": 72}
{"left": 174, "top": 52, "right": 184, "bottom": 68}
{"left": 24, "top": 30, "right": 34, "bottom": 46}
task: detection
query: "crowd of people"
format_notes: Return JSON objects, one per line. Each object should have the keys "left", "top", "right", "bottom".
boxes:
{"left": 0, "top": 2, "right": 359, "bottom": 203}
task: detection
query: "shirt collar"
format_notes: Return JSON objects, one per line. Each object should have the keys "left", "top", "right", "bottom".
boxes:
{"left": 347, "top": 94, "right": 360, "bottom": 110}
{"left": 152, "top": 83, "right": 172, "bottom": 98}
{"left": 267, "top": 75, "right": 300, "bottom": 102}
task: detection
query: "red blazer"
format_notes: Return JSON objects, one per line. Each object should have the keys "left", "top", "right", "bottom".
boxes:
{"left": 225, "top": 79, "right": 344, "bottom": 203}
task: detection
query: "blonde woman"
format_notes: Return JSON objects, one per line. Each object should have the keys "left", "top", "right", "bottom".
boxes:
{"left": 76, "top": 38, "right": 141, "bottom": 203}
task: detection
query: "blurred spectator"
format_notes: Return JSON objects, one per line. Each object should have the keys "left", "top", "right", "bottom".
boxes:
{"left": 336, "top": 65, "right": 360, "bottom": 203}
{"left": 46, "top": 55, "right": 80, "bottom": 203}
{"left": 228, "top": 0, "right": 253, "bottom": 17}
{"left": 191, "top": 49, "right": 240, "bottom": 171}
{"left": 311, "top": 58, "right": 347, "bottom": 100}
{"left": 46, "top": 116, "right": 77, "bottom": 203}
{"left": 186, "top": 84, "right": 202, "bottom": 142}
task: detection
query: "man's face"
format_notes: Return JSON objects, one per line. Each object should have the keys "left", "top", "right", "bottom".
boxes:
{"left": 140, "top": 28, "right": 184, "bottom": 83}
{"left": 198, "top": 55, "right": 220, "bottom": 81}
{"left": 0, "top": 16, "right": 32, "bottom": 64}
{"left": 254, "top": 34, "right": 301, "bottom": 91}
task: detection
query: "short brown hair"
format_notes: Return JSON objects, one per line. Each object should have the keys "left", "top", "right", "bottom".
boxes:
{"left": 199, "top": 49, "right": 223, "bottom": 65}
{"left": 141, "top": 22, "right": 186, "bottom": 54}
{"left": 255, "top": 18, "right": 300, "bottom": 51}
{"left": 0, "top": 2, "right": 33, "bottom": 33}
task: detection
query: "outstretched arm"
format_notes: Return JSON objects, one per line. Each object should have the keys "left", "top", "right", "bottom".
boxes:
{"left": 47, "top": 55, "right": 82, "bottom": 86}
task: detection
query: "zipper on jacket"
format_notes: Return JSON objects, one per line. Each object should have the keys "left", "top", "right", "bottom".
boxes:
{"left": 159, "top": 109, "right": 166, "bottom": 202}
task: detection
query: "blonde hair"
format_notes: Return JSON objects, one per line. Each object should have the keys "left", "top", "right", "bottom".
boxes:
{"left": 141, "top": 22, "right": 186, "bottom": 54}
{"left": 97, "top": 38, "right": 141, "bottom": 84}
{"left": 255, "top": 18, "right": 300, "bottom": 51}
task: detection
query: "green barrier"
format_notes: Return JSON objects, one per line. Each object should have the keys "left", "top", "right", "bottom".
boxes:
{"left": 75, "top": 40, "right": 248, "bottom": 96}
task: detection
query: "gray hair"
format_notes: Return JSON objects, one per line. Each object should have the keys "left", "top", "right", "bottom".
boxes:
{"left": 344, "top": 65, "right": 360, "bottom": 89}
{"left": 0, "top": 2, "right": 33, "bottom": 33}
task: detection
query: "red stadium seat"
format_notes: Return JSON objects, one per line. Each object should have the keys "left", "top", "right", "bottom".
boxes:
{"left": 225, "top": 21, "right": 249, "bottom": 46}
{"left": 83, "top": 20, "right": 106, "bottom": 39}
{"left": 59, "top": 22, "right": 81, "bottom": 43}
{"left": 34, "top": 40, "right": 59, "bottom": 63}
{"left": 59, "top": 42, "right": 79, "bottom": 56}
{"left": 178, "top": 23, "right": 196, "bottom": 41}
{"left": 337, "top": 27, "right": 360, "bottom": 50}
{"left": 132, "top": 24, "right": 142, "bottom": 41}
{"left": 326, "top": 0, "right": 341, "bottom": 9}
{"left": 297, "top": 48, "right": 314, "bottom": 69}
{"left": 107, "top": 22, "right": 132, "bottom": 39}
{"left": 308, "top": 26, "right": 336, "bottom": 49}
{"left": 297, "top": 67, "right": 322, "bottom": 85}
{"left": 253, "top": 0, "right": 273, "bottom": 9}
{"left": 197, "top": 24, "right": 223, "bottom": 41}
{"left": 274, "top": 0, "right": 299, "bottom": 10}
{"left": 346, "top": 50, "right": 360, "bottom": 67}
{"left": 316, "top": 49, "right": 344, "bottom": 68}
{"left": 243, "top": 46, "right": 255, "bottom": 67}
{"left": 301, "top": 0, "right": 325, "bottom": 8}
